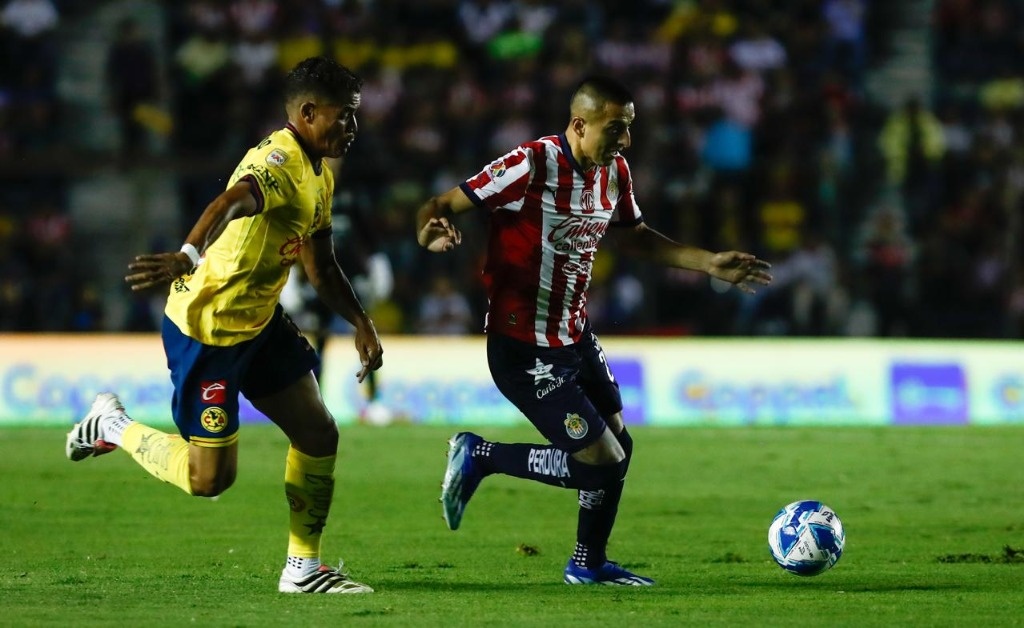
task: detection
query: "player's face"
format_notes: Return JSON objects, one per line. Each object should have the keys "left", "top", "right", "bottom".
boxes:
{"left": 311, "top": 92, "right": 361, "bottom": 159}
{"left": 582, "top": 101, "right": 634, "bottom": 168}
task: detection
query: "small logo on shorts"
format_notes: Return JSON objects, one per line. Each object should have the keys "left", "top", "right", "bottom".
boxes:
{"left": 200, "top": 380, "right": 226, "bottom": 404}
{"left": 201, "top": 407, "right": 228, "bottom": 433}
{"left": 564, "top": 413, "right": 588, "bottom": 440}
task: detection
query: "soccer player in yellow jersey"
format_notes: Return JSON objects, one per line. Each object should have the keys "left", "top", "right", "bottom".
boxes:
{"left": 64, "top": 57, "right": 384, "bottom": 594}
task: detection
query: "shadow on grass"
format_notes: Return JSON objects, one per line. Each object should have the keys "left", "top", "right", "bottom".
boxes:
{"left": 739, "top": 580, "right": 974, "bottom": 593}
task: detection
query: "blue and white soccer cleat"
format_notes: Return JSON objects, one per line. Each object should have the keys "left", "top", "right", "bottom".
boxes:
{"left": 563, "top": 560, "right": 655, "bottom": 586}
{"left": 440, "top": 431, "right": 484, "bottom": 531}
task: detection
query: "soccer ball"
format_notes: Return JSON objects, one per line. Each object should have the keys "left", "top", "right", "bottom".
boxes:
{"left": 360, "top": 400, "right": 394, "bottom": 426}
{"left": 767, "top": 500, "right": 845, "bottom": 576}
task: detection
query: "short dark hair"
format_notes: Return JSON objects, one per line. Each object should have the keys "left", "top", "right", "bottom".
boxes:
{"left": 283, "top": 57, "right": 363, "bottom": 104}
{"left": 570, "top": 75, "right": 634, "bottom": 107}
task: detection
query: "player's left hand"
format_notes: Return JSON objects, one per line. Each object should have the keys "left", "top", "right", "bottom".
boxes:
{"left": 418, "top": 217, "right": 461, "bottom": 252}
{"left": 708, "top": 251, "right": 772, "bottom": 294}
{"left": 125, "top": 252, "right": 195, "bottom": 291}
{"left": 353, "top": 316, "right": 383, "bottom": 383}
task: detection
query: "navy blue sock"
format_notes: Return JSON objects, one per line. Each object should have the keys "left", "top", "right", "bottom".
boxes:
{"left": 573, "top": 427, "right": 633, "bottom": 569}
{"left": 471, "top": 440, "right": 620, "bottom": 490}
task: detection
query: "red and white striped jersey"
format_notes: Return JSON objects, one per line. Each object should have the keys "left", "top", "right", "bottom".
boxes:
{"left": 460, "top": 133, "right": 643, "bottom": 347}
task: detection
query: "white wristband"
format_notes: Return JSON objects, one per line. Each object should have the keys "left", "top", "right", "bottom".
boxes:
{"left": 180, "top": 243, "right": 200, "bottom": 266}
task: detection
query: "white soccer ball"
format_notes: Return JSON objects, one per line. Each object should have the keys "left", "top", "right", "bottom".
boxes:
{"left": 361, "top": 400, "right": 394, "bottom": 426}
{"left": 768, "top": 500, "right": 845, "bottom": 576}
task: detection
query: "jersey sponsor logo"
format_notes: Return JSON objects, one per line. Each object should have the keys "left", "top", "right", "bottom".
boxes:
{"left": 237, "top": 163, "right": 281, "bottom": 193}
{"left": 548, "top": 215, "right": 608, "bottom": 241}
{"left": 562, "top": 260, "right": 592, "bottom": 276}
{"left": 200, "top": 406, "right": 228, "bottom": 433}
{"left": 279, "top": 234, "right": 305, "bottom": 265}
{"left": 200, "top": 380, "right": 227, "bottom": 404}
{"left": 564, "top": 412, "right": 589, "bottom": 439}
{"left": 489, "top": 161, "right": 507, "bottom": 178}
{"left": 527, "top": 359, "right": 568, "bottom": 398}
{"left": 548, "top": 215, "right": 608, "bottom": 254}
{"left": 528, "top": 447, "right": 570, "bottom": 478}
{"left": 266, "top": 149, "right": 289, "bottom": 166}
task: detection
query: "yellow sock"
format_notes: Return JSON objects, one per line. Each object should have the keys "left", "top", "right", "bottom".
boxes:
{"left": 121, "top": 423, "right": 193, "bottom": 495}
{"left": 285, "top": 446, "right": 336, "bottom": 558}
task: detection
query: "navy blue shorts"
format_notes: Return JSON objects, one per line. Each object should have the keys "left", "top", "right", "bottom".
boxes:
{"left": 486, "top": 327, "right": 622, "bottom": 453}
{"left": 161, "top": 305, "right": 319, "bottom": 447}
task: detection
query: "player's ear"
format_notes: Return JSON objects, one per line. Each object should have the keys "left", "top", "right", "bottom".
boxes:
{"left": 299, "top": 101, "right": 316, "bottom": 123}
{"left": 570, "top": 116, "right": 586, "bottom": 138}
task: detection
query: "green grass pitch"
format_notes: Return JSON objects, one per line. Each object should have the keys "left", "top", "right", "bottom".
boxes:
{"left": 2, "top": 424, "right": 1023, "bottom": 626}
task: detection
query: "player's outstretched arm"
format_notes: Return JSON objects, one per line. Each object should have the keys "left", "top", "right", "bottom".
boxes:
{"left": 614, "top": 222, "right": 772, "bottom": 293}
{"left": 301, "top": 235, "right": 383, "bottom": 383}
{"left": 415, "top": 186, "right": 473, "bottom": 252}
{"left": 125, "top": 182, "right": 258, "bottom": 291}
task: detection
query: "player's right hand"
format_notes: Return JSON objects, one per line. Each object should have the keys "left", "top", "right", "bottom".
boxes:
{"left": 125, "top": 252, "right": 194, "bottom": 291}
{"left": 418, "top": 217, "right": 462, "bottom": 252}
{"left": 353, "top": 317, "right": 383, "bottom": 383}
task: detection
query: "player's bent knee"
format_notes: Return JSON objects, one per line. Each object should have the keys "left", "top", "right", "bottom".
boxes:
{"left": 572, "top": 438, "right": 625, "bottom": 466}
{"left": 573, "top": 458, "right": 628, "bottom": 491}
{"left": 291, "top": 415, "right": 339, "bottom": 458}
{"left": 188, "top": 473, "right": 235, "bottom": 497}
{"left": 189, "top": 468, "right": 237, "bottom": 497}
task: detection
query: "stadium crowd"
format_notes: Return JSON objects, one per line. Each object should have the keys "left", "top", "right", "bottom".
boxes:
{"left": 0, "top": 0, "right": 1021, "bottom": 339}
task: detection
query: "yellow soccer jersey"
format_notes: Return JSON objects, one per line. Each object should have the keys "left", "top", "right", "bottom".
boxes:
{"left": 165, "top": 126, "right": 333, "bottom": 345}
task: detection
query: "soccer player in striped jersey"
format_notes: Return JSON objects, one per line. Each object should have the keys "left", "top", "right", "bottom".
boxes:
{"left": 65, "top": 57, "right": 383, "bottom": 594}
{"left": 418, "top": 75, "right": 772, "bottom": 586}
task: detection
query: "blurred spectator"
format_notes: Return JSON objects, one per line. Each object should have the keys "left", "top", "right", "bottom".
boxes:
{"left": 822, "top": 0, "right": 867, "bottom": 93}
{"left": 106, "top": 17, "right": 160, "bottom": 163}
{"left": 229, "top": 0, "right": 277, "bottom": 37}
{"left": 0, "top": 212, "right": 30, "bottom": 330}
{"left": 878, "top": 96, "right": 946, "bottom": 234}
{"left": 729, "top": 21, "right": 787, "bottom": 74}
{"left": 417, "top": 275, "right": 474, "bottom": 335}
{"left": 457, "top": 0, "right": 516, "bottom": 47}
{"left": 852, "top": 204, "right": 914, "bottom": 336}
{"left": 172, "top": 18, "right": 232, "bottom": 154}
{"left": 23, "top": 201, "right": 74, "bottom": 330}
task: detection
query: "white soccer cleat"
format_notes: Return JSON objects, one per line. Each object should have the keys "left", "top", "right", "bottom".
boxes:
{"left": 278, "top": 560, "right": 374, "bottom": 594}
{"left": 65, "top": 393, "right": 124, "bottom": 461}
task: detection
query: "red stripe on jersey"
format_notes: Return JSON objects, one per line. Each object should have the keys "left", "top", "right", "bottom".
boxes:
{"left": 545, "top": 252, "right": 571, "bottom": 345}
{"left": 554, "top": 151, "right": 575, "bottom": 215}
{"left": 598, "top": 168, "right": 612, "bottom": 212}
{"left": 522, "top": 142, "right": 547, "bottom": 216}
{"left": 490, "top": 172, "right": 531, "bottom": 207}
{"left": 565, "top": 250, "right": 595, "bottom": 339}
